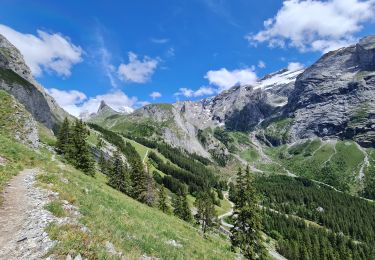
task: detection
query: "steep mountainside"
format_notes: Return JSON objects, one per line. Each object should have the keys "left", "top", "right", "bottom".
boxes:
{"left": 285, "top": 35, "right": 375, "bottom": 147}
{"left": 0, "top": 34, "right": 69, "bottom": 131}
{"left": 89, "top": 67, "right": 303, "bottom": 157}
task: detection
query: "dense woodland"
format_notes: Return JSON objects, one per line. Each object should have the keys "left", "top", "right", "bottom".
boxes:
{"left": 255, "top": 175, "right": 375, "bottom": 245}
{"left": 253, "top": 175, "right": 375, "bottom": 259}
{"left": 263, "top": 210, "right": 375, "bottom": 259}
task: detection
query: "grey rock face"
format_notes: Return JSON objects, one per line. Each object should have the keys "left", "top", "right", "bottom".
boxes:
{"left": 0, "top": 34, "right": 34, "bottom": 83}
{"left": 0, "top": 34, "right": 70, "bottom": 131}
{"left": 286, "top": 35, "right": 375, "bottom": 147}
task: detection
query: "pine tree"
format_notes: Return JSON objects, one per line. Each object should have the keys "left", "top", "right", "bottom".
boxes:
{"left": 194, "top": 191, "right": 218, "bottom": 234}
{"left": 108, "top": 150, "right": 125, "bottom": 191}
{"left": 180, "top": 192, "right": 193, "bottom": 222}
{"left": 172, "top": 193, "right": 183, "bottom": 218}
{"left": 131, "top": 167, "right": 148, "bottom": 202}
{"left": 71, "top": 119, "right": 95, "bottom": 176}
{"left": 56, "top": 117, "right": 71, "bottom": 155}
{"left": 173, "top": 191, "right": 192, "bottom": 222}
{"left": 158, "top": 185, "right": 170, "bottom": 213}
{"left": 230, "top": 166, "right": 265, "bottom": 259}
{"left": 98, "top": 151, "right": 108, "bottom": 175}
{"left": 144, "top": 172, "right": 156, "bottom": 206}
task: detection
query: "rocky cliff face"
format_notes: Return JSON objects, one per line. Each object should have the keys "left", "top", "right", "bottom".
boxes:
{"left": 286, "top": 35, "right": 375, "bottom": 147}
{"left": 98, "top": 68, "right": 302, "bottom": 157}
{"left": 0, "top": 34, "right": 69, "bottom": 131}
{"left": 90, "top": 35, "right": 375, "bottom": 157}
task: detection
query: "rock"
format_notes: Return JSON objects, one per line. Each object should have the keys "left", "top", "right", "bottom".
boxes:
{"left": 66, "top": 255, "right": 72, "bottom": 260}
{"left": 140, "top": 255, "right": 160, "bottom": 260}
{"left": 0, "top": 156, "right": 7, "bottom": 166}
{"left": 165, "top": 239, "right": 182, "bottom": 248}
{"left": 285, "top": 35, "right": 375, "bottom": 147}
{"left": 74, "top": 254, "right": 82, "bottom": 260}
{"left": 0, "top": 33, "right": 71, "bottom": 131}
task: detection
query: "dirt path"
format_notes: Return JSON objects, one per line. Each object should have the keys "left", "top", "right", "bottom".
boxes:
{"left": 218, "top": 191, "right": 234, "bottom": 229}
{"left": 0, "top": 169, "right": 56, "bottom": 259}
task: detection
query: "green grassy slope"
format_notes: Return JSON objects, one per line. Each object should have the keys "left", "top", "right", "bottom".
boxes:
{"left": 38, "top": 159, "right": 234, "bottom": 259}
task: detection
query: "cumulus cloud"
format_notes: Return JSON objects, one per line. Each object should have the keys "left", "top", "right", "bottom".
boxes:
{"left": 205, "top": 68, "right": 258, "bottom": 91}
{"left": 174, "top": 86, "right": 216, "bottom": 98}
{"left": 150, "top": 91, "right": 162, "bottom": 100}
{"left": 0, "top": 24, "right": 83, "bottom": 77}
{"left": 46, "top": 88, "right": 138, "bottom": 117}
{"left": 287, "top": 62, "right": 305, "bottom": 71}
{"left": 247, "top": 0, "right": 375, "bottom": 53}
{"left": 117, "top": 52, "right": 159, "bottom": 83}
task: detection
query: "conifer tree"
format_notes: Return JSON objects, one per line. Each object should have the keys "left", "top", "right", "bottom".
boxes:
{"left": 173, "top": 190, "right": 192, "bottom": 222}
{"left": 56, "top": 117, "right": 71, "bottom": 154}
{"left": 98, "top": 151, "right": 108, "bottom": 175}
{"left": 144, "top": 172, "right": 156, "bottom": 206}
{"left": 71, "top": 119, "right": 95, "bottom": 176}
{"left": 194, "top": 191, "right": 218, "bottom": 234}
{"left": 108, "top": 150, "right": 125, "bottom": 190}
{"left": 158, "top": 185, "right": 170, "bottom": 213}
{"left": 230, "top": 166, "right": 265, "bottom": 259}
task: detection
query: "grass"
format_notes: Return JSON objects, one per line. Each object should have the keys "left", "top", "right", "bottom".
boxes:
{"left": 38, "top": 163, "right": 235, "bottom": 259}
{"left": 0, "top": 67, "right": 32, "bottom": 86}
{"left": 45, "top": 200, "right": 66, "bottom": 217}
{"left": 240, "top": 145, "right": 259, "bottom": 163}
{"left": 38, "top": 123, "right": 57, "bottom": 146}
{"left": 267, "top": 139, "right": 366, "bottom": 193}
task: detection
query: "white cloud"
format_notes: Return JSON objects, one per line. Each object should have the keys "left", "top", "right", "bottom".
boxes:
{"left": 174, "top": 86, "right": 216, "bottom": 98}
{"left": 287, "top": 62, "right": 304, "bottom": 71}
{"left": 205, "top": 68, "right": 258, "bottom": 91}
{"left": 0, "top": 24, "right": 83, "bottom": 77}
{"left": 258, "top": 60, "right": 266, "bottom": 68}
{"left": 46, "top": 88, "right": 138, "bottom": 117}
{"left": 150, "top": 91, "right": 162, "bottom": 100}
{"left": 151, "top": 38, "right": 169, "bottom": 44}
{"left": 98, "top": 47, "right": 118, "bottom": 87}
{"left": 117, "top": 52, "right": 159, "bottom": 83}
{"left": 247, "top": 0, "right": 375, "bottom": 53}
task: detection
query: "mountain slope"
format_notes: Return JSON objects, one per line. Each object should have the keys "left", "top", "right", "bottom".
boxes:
{"left": 285, "top": 35, "right": 375, "bottom": 147}
{"left": 0, "top": 34, "right": 70, "bottom": 131}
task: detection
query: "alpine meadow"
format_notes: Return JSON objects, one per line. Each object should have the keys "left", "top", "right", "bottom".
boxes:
{"left": 0, "top": 1, "right": 375, "bottom": 259}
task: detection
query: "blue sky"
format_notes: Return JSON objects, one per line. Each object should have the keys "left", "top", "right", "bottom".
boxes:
{"left": 0, "top": 0, "right": 374, "bottom": 116}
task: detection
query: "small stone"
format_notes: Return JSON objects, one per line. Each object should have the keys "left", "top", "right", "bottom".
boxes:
{"left": 66, "top": 255, "right": 72, "bottom": 260}
{"left": 165, "top": 239, "right": 182, "bottom": 248}
{"left": 74, "top": 254, "right": 82, "bottom": 260}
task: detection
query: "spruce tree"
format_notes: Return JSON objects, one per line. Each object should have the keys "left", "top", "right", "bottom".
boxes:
{"left": 230, "top": 166, "right": 265, "bottom": 259}
{"left": 172, "top": 193, "right": 183, "bottom": 218}
{"left": 180, "top": 192, "right": 193, "bottom": 222}
{"left": 98, "top": 151, "right": 108, "bottom": 175}
{"left": 194, "top": 191, "right": 218, "bottom": 234}
{"left": 71, "top": 119, "right": 95, "bottom": 176}
{"left": 56, "top": 117, "right": 71, "bottom": 155}
{"left": 108, "top": 150, "right": 125, "bottom": 191}
{"left": 158, "top": 185, "right": 170, "bottom": 213}
{"left": 144, "top": 172, "right": 156, "bottom": 206}
{"left": 173, "top": 190, "right": 192, "bottom": 222}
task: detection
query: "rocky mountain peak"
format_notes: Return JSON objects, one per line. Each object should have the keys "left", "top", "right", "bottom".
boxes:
{"left": 285, "top": 35, "right": 375, "bottom": 147}
{"left": 356, "top": 35, "right": 375, "bottom": 70}
{"left": 98, "top": 100, "right": 110, "bottom": 112}
{"left": 97, "top": 100, "right": 117, "bottom": 115}
{"left": 0, "top": 34, "right": 70, "bottom": 131}
{"left": 0, "top": 34, "right": 34, "bottom": 83}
